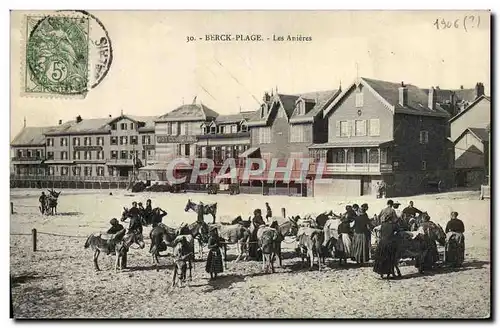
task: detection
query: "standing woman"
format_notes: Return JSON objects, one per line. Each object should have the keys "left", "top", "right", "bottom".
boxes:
{"left": 336, "top": 215, "right": 353, "bottom": 265}
{"left": 445, "top": 211, "right": 465, "bottom": 267}
{"left": 206, "top": 226, "right": 224, "bottom": 280}
{"left": 373, "top": 215, "right": 399, "bottom": 279}
{"left": 351, "top": 203, "right": 372, "bottom": 265}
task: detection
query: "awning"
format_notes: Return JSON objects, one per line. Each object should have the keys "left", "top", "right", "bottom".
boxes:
{"left": 11, "top": 160, "right": 42, "bottom": 165}
{"left": 43, "top": 160, "right": 75, "bottom": 164}
{"left": 238, "top": 147, "right": 260, "bottom": 158}
{"left": 308, "top": 140, "right": 393, "bottom": 149}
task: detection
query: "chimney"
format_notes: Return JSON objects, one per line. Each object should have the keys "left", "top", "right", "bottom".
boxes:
{"left": 108, "top": 114, "right": 112, "bottom": 118}
{"left": 428, "top": 87, "right": 437, "bottom": 110}
{"left": 76, "top": 115, "right": 82, "bottom": 123}
{"left": 475, "top": 82, "right": 485, "bottom": 98}
{"left": 398, "top": 81, "right": 408, "bottom": 106}
{"left": 23, "top": 117, "right": 26, "bottom": 128}
{"left": 58, "top": 119, "right": 62, "bottom": 125}
{"left": 460, "top": 85, "right": 464, "bottom": 90}
{"left": 263, "top": 92, "right": 270, "bottom": 102}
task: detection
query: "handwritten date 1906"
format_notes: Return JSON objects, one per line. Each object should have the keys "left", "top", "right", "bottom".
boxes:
{"left": 433, "top": 15, "right": 481, "bottom": 32}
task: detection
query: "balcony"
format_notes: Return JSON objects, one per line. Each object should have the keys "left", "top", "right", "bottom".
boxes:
{"left": 106, "top": 159, "right": 135, "bottom": 166}
{"left": 10, "top": 174, "right": 130, "bottom": 182}
{"left": 11, "top": 156, "right": 45, "bottom": 164}
{"left": 197, "top": 131, "right": 250, "bottom": 140}
{"left": 317, "top": 162, "right": 393, "bottom": 175}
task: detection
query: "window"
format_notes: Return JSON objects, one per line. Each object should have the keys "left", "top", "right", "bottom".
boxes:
{"left": 73, "top": 167, "right": 81, "bottom": 176}
{"left": 421, "top": 161, "right": 427, "bottom": 170}
{"left": 61, "top": 167, "right": 68, "bottom": 176}
{"left": 97, "top": 166, "right": 105, "bottom": 176}
{"left": 180, "top": 123, "right": 190, "bottom": 135}
{"left": 84, "top": 166, "right": 92, "bottom": 176}
{"left": 110, "top": 136, "right": 118, "bottom": 145}
{"left": 111, "top": 123, "right": 117, "bottom": 130}
{"left": 184, "top": 144, "right": 190, "bottom": 156}
{"left": 73, "top": 151, "right": 81, "bottom": 160}
{"left": 16, "top": 150, "right": 23, "bottom": 158}
{"left": 355, "top": 93, "right": 364, "bottom": 108}
{"left": 230, "top": 125, "right": 237, "bottom": 133}
{"left": 60, "top": 138, "right": 68, "bottom": 146}
{"left": 241, "top": 123, "right": 248, "bottom": 132}
{"left": 47, "top": 138, "right": 54, "bottom": 146}
{"left": 129, "top": 150, "right": 135, "bottom": 159}
{"left": 84, "top": 151, "right": 92, "bottom": 160}
{"left": 201, "top": 146, "right": 207, "bottom": 157}
{"left": 120, "top": 136, "right": 128, "bottom": 145}
{"left": 209, "top": 125, "right": 216, "bottom": 134}
{"left": 27, "top": 150, "right": 33, "bottom": 158}
{"left": 219, "top": 125, "right": 225, "bottom": 134}
{"left": 97, "top": 151, "right": 104, "bottom": 159}
{"left": 290, "top": 124, "right": 305, "bottom": 143}
{"left": 166, "top": 123, "right": 172, "bottom": 135}
{"left": 61, "top": 151, "right": 68, "bottom": 160}
{"left": 120, "top": 123, "right": 127, "bottom": 130}
{"left": 296, "top": 100, "right": 305, "bottom": 115}
{"left": 48, "top": 167, "right": 55, "bottom": 175}
{"left": 261, "top": 104, "right": 267, "bottom": 118}
{"left": 120, "top": 151, "right": 128, "bottom": 159}
{"left": 147, "top": 150, "right": 152, "bottom": 156}
{"left": 96, "top": 137, "right": 104, "bottom": 146}
{"left": 111, "top": 151, "right": 118, "bottom": 159}
{"left": 419, "top": 131, "right": 429, "bottom": 144}
{"left": 73, "top": 137, "right": 80, "bottom": 146}
{"left": 84, "top": 137, "right": 92, "bottom": 146}
{"left": 142, "top": 150, "right": 146, "bottom": 159}
{"left": 130, "top": 123, "right": 134, "bottom": 130}
{"left": 36, "top": 150, "right": 42, "bottom": 158}
{"left": 340, "top": 121, "right": 349, "bottom": 137}
{"left": 142, "top": 135, "right": 151, "bottom": 145}
{"left": 355, "top": 120, "right": 366, "bottom": 136}
{"left": 369, "top": 119, "right": 380, "bottom": 136}
{"left": 130, "top": 136, "right": 138, "bottom": 145}
{"left": 259, "top": 127, "right": 271, "bottom": 144}
{"left": 47, "top": 151, "right": 54, "bottom": 160}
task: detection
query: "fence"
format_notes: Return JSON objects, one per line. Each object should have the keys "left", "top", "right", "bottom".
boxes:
{"left": 10, "top": 175, "right": 133, "bottom": 190}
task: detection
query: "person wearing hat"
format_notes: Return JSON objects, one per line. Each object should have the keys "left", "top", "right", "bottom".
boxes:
{"left": 265, "top": 202, "right": 273, "bottom": 222}
{"left": 352, "top": 204, "right": 361, "bottom": 216}
{"left": 444, "top": 211, "right": 465, "bottom": 267}
{"left": 106, "top": 218, "right": 126, "bottom": 256}
{"left": 402, "top": 201, "right": 423, "bottom": 218}
{"left": 205, "top": 226, "right": 224, "bottom": 280}
{"left": 351, "top": 203, "right": 373, "bottom": 265}
{"left": 415, "top": 213, "right": 439, "bottom": 273}
{"left": 39, "top": 191, "right": 47, "bottom": 214}
{"left": 378, "top": 200, "right": 397, "bottom": 225}
{"left": 250, "top": 208, "right": 266, "bottom": 259}
{"left": 107, "top": 218, "right": 125, "bottom": 234}
{"left": 196, "top": 201, "right": 205, "bottom": 224}
{"left": 373, "top": 211, "right": 400, "bottom": 279}
{"left": 128, "top": 201, "right": 143, "bottom": 234}
{"left": 336, "top": 212, "right": 353, "bottom": 264}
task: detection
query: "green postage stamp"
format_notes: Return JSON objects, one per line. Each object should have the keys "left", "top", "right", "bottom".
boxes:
{"left": 22, "top": 11, "right": 113, "bottom": 98}
{"left": 25, "top": 15, "right": 90, "bottom": 96}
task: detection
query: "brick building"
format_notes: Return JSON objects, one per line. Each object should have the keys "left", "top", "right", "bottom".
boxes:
{"left": 310, "top": 77, "right": 454, "bottom": 197}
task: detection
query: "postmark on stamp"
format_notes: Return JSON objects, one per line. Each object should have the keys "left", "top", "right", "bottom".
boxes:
{"left": 22, "top": 11, "right": 113, "bottom": 98}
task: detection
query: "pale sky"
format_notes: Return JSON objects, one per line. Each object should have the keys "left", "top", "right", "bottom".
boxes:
{"left": 10, "top": 10, "right": 490, "bottom": 140}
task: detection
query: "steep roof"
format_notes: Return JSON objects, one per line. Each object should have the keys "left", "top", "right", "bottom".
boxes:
{"left": 11, "top": 126, "right": 59, "bottom": 146}
{"left": 290, "top": 90, "right": 341, "bottom": 123}
{"left": 156, "top": 103, "right": 219, "bottom": 122}
{"left": 468, "top": 127, "right": 489, "bottom": 142}
{"left": 127, "top": 115, "right": 157, "bottom": 131}
{"left": 324, "top": 77, "right": 450, "bottom": 118}
{"left": 449, "top": 94, "right": 490, "bottom": 123}
{"left": 215, "top": 111, "right": 257, "bottom": 124}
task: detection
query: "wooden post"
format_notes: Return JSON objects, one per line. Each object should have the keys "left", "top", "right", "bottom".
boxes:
{"left": 32, "top": 228, "right": 37, "bottom": 252}
{"left": 10, "top": 202, "right": 14, "bottom": 215}
{"left": 281, "top": 207, "right": 286, "bottom": 218}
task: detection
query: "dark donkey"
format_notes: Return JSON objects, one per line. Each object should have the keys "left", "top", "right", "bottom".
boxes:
{"left": 46, "top": 189, "right": 61, "bottom": 215}
{"left": 84, "top": 229, "right": 145, "bottom": 272}
{"left": 184, "top": 199, "right": 217, "bottom": 224}
{"left": 182, "top": 221, "right": 210, "bottom": 259}
{"left": 149, "top": 223, "right": 179, "bottom": 271}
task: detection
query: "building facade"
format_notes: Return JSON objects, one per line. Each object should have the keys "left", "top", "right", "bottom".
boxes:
{"left": 449, "top": 95, "right": 491, "bottom": 187}
{"left": 311, "top": 77, "right": 454, "bottom": 197}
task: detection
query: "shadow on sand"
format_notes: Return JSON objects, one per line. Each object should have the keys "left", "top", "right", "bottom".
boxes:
{"left": 393, "top": 259, "right": 490, "bottom": 280}
{"left": 54, "top": 212, "right": 83, "bottom": 216}
{"left": 126, "top": 263, "right": 175, "bottom": 272}
{"left": 11, "top": 273, "right": 58, "bottom": 287}
{"left": 202, "top": 274, "right": 246, "bottom": 293}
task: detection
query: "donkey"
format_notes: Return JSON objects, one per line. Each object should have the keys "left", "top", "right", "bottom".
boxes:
{"left": 149, "top": 223, "right": 178, "bottom": 271}
{"left": 184, "top": 199, "right": 217, "bottom": 224}
{"left": 84, "top": 229, "right": 145, "bottom": 272}
{"left": 46, "top": 189, "right": 61, "bottom": 215}
{"left": 208, "top": 222, "right": 251, "bottom": 268}
{"left": 256, "top": 226, "right": 281, "bottom": 273}
{"left": 296, "top": 227, "right": 326, "bottom": 271}
{"left": 181, "top": 221, "right": 210, "bottom": 260}
{"left": 171, "top": 235, "right": 195, "bottom": 287}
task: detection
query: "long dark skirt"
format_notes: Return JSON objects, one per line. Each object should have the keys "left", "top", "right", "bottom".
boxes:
{"left": 445, "top": 232, "right": 465, "bottom": 267}
{"left": 206, "top": 248, "right": 224, "bottom": 274}
{"left": 352, "top": 233, "right": 370, "bottom": 264}
{"left": 415, "top": 238, "right": 439, "bottom": 272}
{"left": 373, "top": 239, "right": 398, "bottom": 275}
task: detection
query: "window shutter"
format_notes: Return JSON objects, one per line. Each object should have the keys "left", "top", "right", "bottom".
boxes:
{"left": 335, "top": 121, "right": 341, "bottom": 137}
{"left": 350, "top": 120, "right": 355, "bottom": 137}
{"left": 365, "top": 120, "right": 369, "bottom": 136}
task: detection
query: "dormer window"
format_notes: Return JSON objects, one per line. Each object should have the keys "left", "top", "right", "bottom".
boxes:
{"left": 209, "top": 125, "right": 216, "bottom": 134}
{"left": 240, "top": 121, "right": 248, "bottom": 132}
{"left": 296, "top": 99, "right": 305, "bottom": 115}
{"left": 219, "top": 125, "right": 225, "bottom": 134}
{"left": 260, "top": 104, "right": 267, "bottom": 118}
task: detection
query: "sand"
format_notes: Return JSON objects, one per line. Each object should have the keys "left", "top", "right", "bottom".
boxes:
{"left": 10, "top": 189, "right": 490, "bottom": 318}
